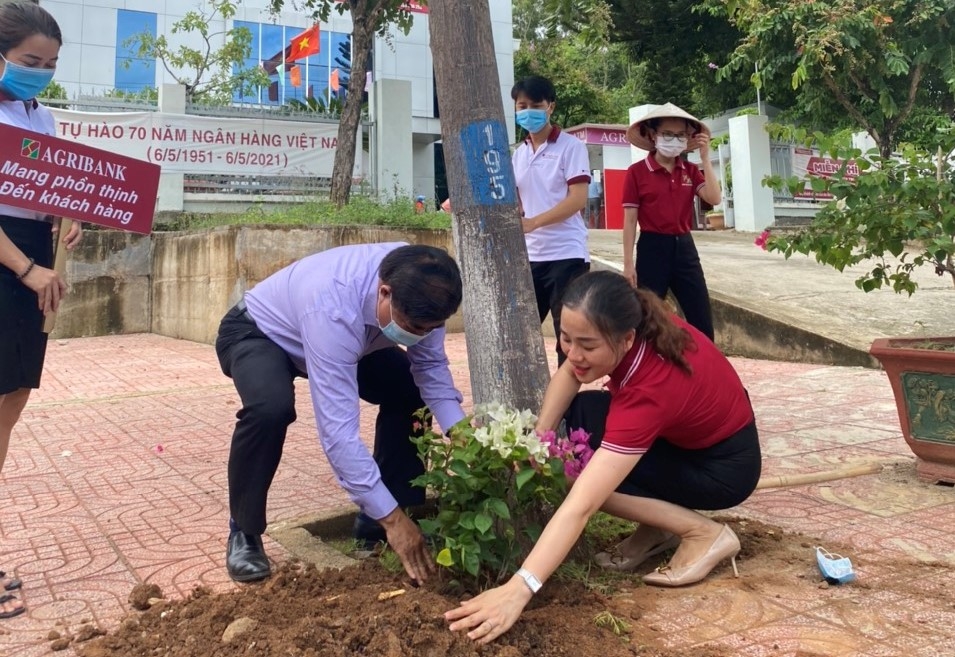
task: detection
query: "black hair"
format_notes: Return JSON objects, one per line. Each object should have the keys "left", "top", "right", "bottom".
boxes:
{"left": 380, "top": 245, "right": 462, "bottom": 324}
{"left": 640, "top": 117, "right": 699, "bottom": 140}
{"left": 511, "top": 75, "right": 556, "bottom": 104}
{"left": 0, "top": 1, "right": 62, "bottom": 56}
{"left": 562, "top": 271, "right": 694, "bottom": 374}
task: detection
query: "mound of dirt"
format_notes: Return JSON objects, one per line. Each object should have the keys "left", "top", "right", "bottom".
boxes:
{"left": 67, "top": 518, "right": 946, "bottom": 657}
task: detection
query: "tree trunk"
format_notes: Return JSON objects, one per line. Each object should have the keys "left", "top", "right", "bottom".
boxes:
{"left": 429, "top": 0, "right": 551, "bottom": 412}
{"left": 329, "top": 22, "right": 373, "bottom": 207}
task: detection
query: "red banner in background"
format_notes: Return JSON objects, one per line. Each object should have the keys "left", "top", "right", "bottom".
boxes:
{"left": 0, "top": 123, "right": 159, "bottom": 234}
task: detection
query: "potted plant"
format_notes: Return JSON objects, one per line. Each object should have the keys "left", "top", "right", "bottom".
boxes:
{"left": 764, "top": 126, "right": 955, "bottom": 483}
{"left": 705, "top": 209, "right": 726, "bottom": 230}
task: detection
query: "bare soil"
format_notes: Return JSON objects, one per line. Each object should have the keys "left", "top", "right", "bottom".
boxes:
{"left": 62, "top": 518, "right": 947, "bottom": 657}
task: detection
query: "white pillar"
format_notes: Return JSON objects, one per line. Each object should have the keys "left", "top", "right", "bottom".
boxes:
{"left": 412, "top": 139, "right": 436, "bottom": 203}
{"left": 373, "top": 78, "right": 413, "bottom": 202}
{"left": 156, "top": 84, "right": 186, "bottom": 212}
{"left": 728, "top": 114, "right": 775, "bottom": 232}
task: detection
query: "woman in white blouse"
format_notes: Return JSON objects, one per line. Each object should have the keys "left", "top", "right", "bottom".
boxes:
{"left": 0, "top": 0, "right": 82, "bottom": 621}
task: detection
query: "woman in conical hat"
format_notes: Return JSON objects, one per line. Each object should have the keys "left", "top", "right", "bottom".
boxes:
{"left": 620, "top": 102, "right": 721, "bottom": 341}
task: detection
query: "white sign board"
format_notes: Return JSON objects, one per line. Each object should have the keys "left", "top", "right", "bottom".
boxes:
{"left": 48, "top": 109, "right": 358, "bottom": 178}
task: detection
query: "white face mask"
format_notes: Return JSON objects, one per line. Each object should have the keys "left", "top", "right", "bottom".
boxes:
{"left": 655, "top": 136, "right": 687, "bottom": 158}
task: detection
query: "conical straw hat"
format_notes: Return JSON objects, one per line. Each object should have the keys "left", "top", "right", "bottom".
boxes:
{"left": 625, "top": 102, "right": 711, "bottom": 151}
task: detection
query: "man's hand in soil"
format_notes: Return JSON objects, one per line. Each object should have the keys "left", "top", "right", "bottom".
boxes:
{"left": 445, "top": 576, "right": 533, "bottom": 644}
{"left": 379, "top": 508, "right": 436, "bottom": 584}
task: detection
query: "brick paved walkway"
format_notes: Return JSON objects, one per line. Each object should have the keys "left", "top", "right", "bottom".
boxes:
{"left": 2, "top": 333, "right": 953, "bottom": 656}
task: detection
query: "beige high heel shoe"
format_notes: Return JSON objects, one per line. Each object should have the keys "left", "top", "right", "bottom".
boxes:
{"left": 642, "top": 524, "right": 740, "bottom": 587}
{"left": 594, "top": 533, "right": 681, "bottom": 572}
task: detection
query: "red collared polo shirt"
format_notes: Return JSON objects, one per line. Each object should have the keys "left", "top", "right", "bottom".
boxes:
{"left": 621, "top": 153, "right": 706, "bottom": 235}
{"left": 601, "top": 316, "right": 754, "bottom": 456}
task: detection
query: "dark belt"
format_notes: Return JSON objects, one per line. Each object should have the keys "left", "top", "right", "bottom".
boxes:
{"left": 234, "top": 299, "right": 256, "bottom": 324}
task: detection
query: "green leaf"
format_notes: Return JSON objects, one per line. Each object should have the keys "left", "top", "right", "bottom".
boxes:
{"left": 486, "top": 498, "right": 511, "bottom": 520}
{"left": 436, "top": 548, "right": 454, "bottom": 567}
{"left": 474, "top": 513, "right": 493, "bottom": 534}
{"left": 515, "top": 467, "right": 536, "bottom": 491}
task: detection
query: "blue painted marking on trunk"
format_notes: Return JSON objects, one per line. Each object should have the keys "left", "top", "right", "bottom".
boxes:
{"left": 460, "top": 120, "right": 516, "bottom": 207}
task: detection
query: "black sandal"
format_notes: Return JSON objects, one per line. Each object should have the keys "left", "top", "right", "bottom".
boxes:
{"left": 0, "top": 593, "right": 26, "bottom": 619}
{"left": 0, "top": 571, "right": 21, "bottom": 592}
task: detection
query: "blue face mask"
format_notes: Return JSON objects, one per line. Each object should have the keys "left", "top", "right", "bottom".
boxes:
{"left": 0, "top": 55, "right": 55, "bottom": 101}
{"left": 380, "top": 319, "right": 429, "bottom": 347}
{"left": 516, "top": 108, "right": 549, "bottom": 134}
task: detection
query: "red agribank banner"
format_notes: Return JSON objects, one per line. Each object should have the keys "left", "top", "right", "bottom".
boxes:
{"left": 0, "top": 123, "right": 160, "bottom": 234}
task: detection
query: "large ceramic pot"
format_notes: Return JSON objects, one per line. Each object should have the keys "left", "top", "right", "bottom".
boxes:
{"left": 869, "top": 337, "right": 955, "bottom": 484}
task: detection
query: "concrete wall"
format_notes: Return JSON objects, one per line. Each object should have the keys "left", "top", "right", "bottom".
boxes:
{"left": 54, "top": 227, "right": 458, "bottom": 344}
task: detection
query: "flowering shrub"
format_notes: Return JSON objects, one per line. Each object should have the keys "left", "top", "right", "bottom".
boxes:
{"left": 411, "top": 404, "right": 592, "bottom": 586}
{"left": 763, "top": 126, "right": 955, "bottom": 295}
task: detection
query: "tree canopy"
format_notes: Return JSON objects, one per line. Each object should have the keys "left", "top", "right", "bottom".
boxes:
{"left": 705, "top": 0, "right": 955, "bottom": 155}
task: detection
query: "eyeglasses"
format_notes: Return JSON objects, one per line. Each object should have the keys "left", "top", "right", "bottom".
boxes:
{"left": 658, "top": 131, "right": 690, "bottom": 142}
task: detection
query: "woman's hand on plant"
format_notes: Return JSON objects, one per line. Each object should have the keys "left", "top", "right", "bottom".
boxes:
{"left": 445, "top": 577, "right": 533, "bottom": 644}
{"left": 22, "top": 265, "right": 66, "bottom": 315}
{"left": 379, "top": 508, "right": 436, "bottom": 584}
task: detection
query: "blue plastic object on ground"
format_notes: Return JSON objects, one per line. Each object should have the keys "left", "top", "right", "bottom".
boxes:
{"left": 815, "top": 546, "right": 856, "bottom": 584}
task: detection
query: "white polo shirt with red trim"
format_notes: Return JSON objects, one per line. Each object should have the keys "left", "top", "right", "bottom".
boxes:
{"left": 512, "top": 126, "right": 591, "bottom": 262}
{"left": 601, "top": 316, "right": 754, "bottom": 456}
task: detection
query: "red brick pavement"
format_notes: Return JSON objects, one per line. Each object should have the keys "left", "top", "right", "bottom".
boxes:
{"left": 2, "top": 333, "right": 954, "bottom": 656}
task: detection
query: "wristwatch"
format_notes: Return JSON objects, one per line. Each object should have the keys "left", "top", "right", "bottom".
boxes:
{"left": 516, "top": 567, "right": 542, "bottom": 594}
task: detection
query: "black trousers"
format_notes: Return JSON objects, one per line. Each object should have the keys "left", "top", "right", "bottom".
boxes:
{"left": 215, "top": 305, "right": 428, "bottom": 535}
{"left": 530, "top": 258, "right": 590, "bottom": 366}
{"left": 636, "top": 231, "right": 714, "bottom": 341}
{"left": 564, "top": 390, "right": 761, "bottom": 510}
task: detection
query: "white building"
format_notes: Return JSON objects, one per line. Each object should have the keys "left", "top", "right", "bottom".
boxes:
{"left": 38, "top": 0, "right": 516, "bottom": 202}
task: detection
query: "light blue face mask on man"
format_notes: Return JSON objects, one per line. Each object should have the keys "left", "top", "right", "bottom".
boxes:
{"left": 380, "top": 319, "right": 429, "bottom": 347}
{"left": 516, "top": 108, "right": 549, "bottom": 134}
{"left": 0, "top": 55, "right": 55, "bottom": 100}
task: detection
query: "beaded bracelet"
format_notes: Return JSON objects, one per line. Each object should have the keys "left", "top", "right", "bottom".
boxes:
{"left": 16, "top": 257, "right": 35, "bottom": 281}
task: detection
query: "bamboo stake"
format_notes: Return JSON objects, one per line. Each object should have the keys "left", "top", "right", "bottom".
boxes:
{"left": 756, "top": 460, "right": 890, "bottom": 490}
{"left": 42, "top": 217, "right": 72, "bottom": 334}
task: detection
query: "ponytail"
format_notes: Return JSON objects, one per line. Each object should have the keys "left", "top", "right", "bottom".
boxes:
{"left": 562, "top": 271, "right": 694, "bottom": 374}
{"left": 634, "top": 289, "right": 694, "bottom": 374}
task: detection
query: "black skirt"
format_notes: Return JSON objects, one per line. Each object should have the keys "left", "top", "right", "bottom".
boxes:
{"left": 0, "top": 215, "right": 54, "bottom": 394}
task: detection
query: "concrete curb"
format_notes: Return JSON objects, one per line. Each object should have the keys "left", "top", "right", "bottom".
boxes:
{"left": 268, "top": 508, "right": 362, "bottom": 571}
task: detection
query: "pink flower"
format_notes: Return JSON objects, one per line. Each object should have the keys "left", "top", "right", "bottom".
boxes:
{"left": 412, "top": 420, "right": 423, "bottom": 432}
{"left": 754, "top": 230, "right": 771, "bottom": 250}
{"left": 561, "top": 427, "right": 595, "bottom": 479}
{"left": 708, "top": 62, "right": 719, "bottom": 70}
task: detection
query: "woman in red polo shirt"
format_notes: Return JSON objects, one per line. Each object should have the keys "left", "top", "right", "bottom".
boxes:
{"left": 621, "top": 103, "right": 721, "bottom": 340}
{"left": 445, "top": 270, "right": 761, "bottom": 644}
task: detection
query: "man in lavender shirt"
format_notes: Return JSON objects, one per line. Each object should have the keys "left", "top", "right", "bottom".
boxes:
{"left": 215, "top": 243, "right": 465, "bottom": 584}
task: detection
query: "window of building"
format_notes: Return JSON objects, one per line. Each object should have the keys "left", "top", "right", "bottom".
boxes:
{"left": 115, "top": 10, "right": 157, "bottom": 93}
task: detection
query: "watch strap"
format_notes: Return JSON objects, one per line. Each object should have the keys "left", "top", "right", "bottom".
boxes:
{"left": 516, "top": 567, "right": 542, "bottom": 593}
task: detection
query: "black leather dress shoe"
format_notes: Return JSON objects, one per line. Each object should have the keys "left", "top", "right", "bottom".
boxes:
{"left": 226, "top": 531, "right": 271, "bottom": 582}
{"left": 353, "top": 512, "right": 388, "bottom": 550}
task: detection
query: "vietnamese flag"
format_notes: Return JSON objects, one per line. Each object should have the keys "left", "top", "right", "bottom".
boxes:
{"left": 330, "top": 68, "right": 340, "bottom": 93}
{"left": 289, "top": 65, "right": 301, "bottom": 88}
{"left": 287, "top": 25, "right": 319, "bottom": 63}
